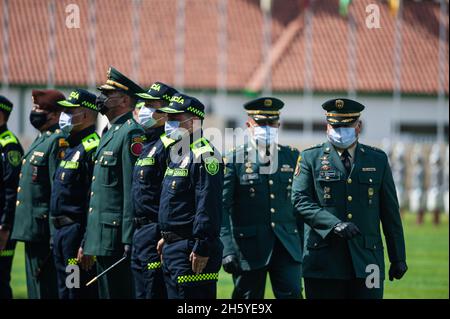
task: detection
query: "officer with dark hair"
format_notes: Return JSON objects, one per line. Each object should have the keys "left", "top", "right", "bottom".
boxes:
{"left": 49, "top": 89, "right": 100, "bottom": 299}
{"left": 11, "top": 89, "right": 67, "bottom": 299}
{"left": 0, "top": 95, "right": 24, "bottom": 299}
{"left": 130, "top": 82, "right": 178, "bottom": 299}
{"left": 157, "top": 93, "right": 224, "bottom": 299}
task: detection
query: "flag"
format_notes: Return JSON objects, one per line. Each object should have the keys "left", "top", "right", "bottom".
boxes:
{"left": 339, "top": 0, "right": 351, "bottom": 17}
{"left": 388, "top": 0, "right": 401, "bottom": 17}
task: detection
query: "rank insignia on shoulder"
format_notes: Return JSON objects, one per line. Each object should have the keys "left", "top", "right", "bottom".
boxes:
{"left": 59, "top": 138, "right": 69, "bottom": 148}
{"left": 204, "top": 157, "right": 220, "bottom": 176}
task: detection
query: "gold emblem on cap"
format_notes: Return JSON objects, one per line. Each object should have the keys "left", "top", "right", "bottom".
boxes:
{"left": 264, "top": 99, "right": 272, "bottom": 107}
{"left": 336, "top": 99, "right": 344, "bottom": 109}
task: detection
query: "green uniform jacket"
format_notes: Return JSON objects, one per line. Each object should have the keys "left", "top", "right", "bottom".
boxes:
{"left": 84, "top": 112, "right": 144, "bottom": 257}
{"left": 291, "top": 141, "right": 406, "bottom": 280}
{"left": 11, "top": 127, "right": 66, "bottom": 243}
{"left": 221, "top": 143, "right": 304, "bottom": 271}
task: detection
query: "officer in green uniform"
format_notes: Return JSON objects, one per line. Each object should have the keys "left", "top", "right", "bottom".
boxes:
{"left": 0, "top": 96, "right": 24, "bottom": 299}
{"left": 11, "top": 89, "right": 67, "bottom": 299}
{"left": 221, "top": 97, "right": 303, "bottom": 299}
{"left": 291, "top": 98, "right": 407, "bottom": 299}
{"left": 83, "top": 67, "right": 145, "bottom": 299}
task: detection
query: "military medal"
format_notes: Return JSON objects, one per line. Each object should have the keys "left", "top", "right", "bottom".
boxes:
{"left": 368, "top": 187, "right": 374, "bottom": 204}
{"left": 246, "top": 167, "right": 253, "bottom": 174}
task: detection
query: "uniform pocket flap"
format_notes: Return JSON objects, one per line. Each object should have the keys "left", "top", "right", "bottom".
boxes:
{"left": 364, "top": 236, "right": 383, "bottom": 250}
{"left": 283, "top": 223, "right": 300, "bottom": 234}
{"left": 358, "top": 172, "right": 381, "bottom": 184}
{"left": 233, "top": 226, "right": 257, "bottom": 238}
{"left": 100, "top": 155, "right": 118, "bottom": 166}
{"left": 100, "top": 212, "right": 121, "bottom": 226}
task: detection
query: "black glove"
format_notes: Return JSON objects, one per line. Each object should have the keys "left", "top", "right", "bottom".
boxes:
{"left": 333, "top": 222, "right": 361, "bottom": 239}
{"left": 389, "top": 261, "right": 408, "bottom": 281}
{"left": 123, "top": 244, "right": 131, "bottom": 259}
{"left": 222, "top": 255, "right": 240, "bottom": 274}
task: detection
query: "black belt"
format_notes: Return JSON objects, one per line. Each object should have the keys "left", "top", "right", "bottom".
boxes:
{"left": 161, "top": 230, "right": 193, "bottom": 244}
{"left": 51, "top": 215, "right": 79, "bottom": 229}
{"left": 133, "top": 215, "right": 157, "bottom": 228}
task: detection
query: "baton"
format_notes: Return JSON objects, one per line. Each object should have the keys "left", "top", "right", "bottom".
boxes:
{"left": 86, "top": 256, "right": 127, "bottom": 287}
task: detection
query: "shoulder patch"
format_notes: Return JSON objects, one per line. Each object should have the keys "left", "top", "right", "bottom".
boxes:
{"left": 82, "top": 133, "right": 100, "bottom": 152}
{"left": 204, "top": 156, "right": 220, "bottom": 176}
{"left": 7, "top": 150, "right": 22, "bottom": 167}
{"left": 131, "top": 139, "right": 144, "bottom": 156}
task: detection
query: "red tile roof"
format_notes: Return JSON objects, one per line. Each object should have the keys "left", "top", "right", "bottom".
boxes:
{"left": 0, "top": 0, "right": 447, "bottom": 95}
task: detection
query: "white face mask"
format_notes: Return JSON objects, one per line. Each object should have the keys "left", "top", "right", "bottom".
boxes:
{"left": 327, "top": 126, "right": 358, "bottom": 149}
{"left": 59, "top": 112, "right": 75, "bottom": 134}
{"left": 138, "top": 107, "right": 157, "bottom": 129}
{"left": 252, "top": 126, "right": 278, "bottom": 146}
{"left": 164, "top": 120, "right": 185, "bottom": 140}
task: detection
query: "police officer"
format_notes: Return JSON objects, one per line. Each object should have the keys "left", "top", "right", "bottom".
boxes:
{"left": 0, "top": 96, "right": 24, "bottom": 299}
{"left": 11, "top": 90, "right": 67, "bottom": 299}
{"left": 49, "top": 89, "right": 100, "bottom": 299}
{"left": 221, "top": 97, "right": 303, "bottom": 299}
{"left": 291, "top": 98, "right": 407, "bottom": 299}
{"left": 157, "top": 93, "right": 224, "bottom": 299}
{"left": 409, "top": 144, "right": 426, "bottom": 224}
{"left": 426, "top": 143, "right": 444, "bottom": 225}
{"left": 83, "top": 67, "right": 145, "bottom": 299}
{"left": 130, "top": 82, "right": 178, "bottom": 299}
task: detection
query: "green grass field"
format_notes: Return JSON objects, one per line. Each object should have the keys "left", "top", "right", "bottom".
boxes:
{"left": 10, "top": 213, "right": 448, "bottom": 299}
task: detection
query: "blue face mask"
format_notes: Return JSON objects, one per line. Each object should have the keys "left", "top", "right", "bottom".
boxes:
{"left": 327, "top": 126, "right": 358, "bottom": 149}
{"left": 59, "top": 112, "right": 74, "bottom": 134}
{"left": 138, "top": 107, "right": 157, "bottom": 129}
{"left": 252, "top": 126, "right": 278, "bottom": 145}
{"left": 165, "top": 121, "right": 183, "bottom": 140}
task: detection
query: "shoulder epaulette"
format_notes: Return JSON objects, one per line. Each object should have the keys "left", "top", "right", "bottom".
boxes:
{"left": 191, "top": 137, "right": 214, "bottom": 158}
{"left": 160, "top": 133, "right": 176, "bottom": 148}
{"left": 303, "top": 143, "right": 323, "bottom": 152}
{"left": 0, "top": 130, "right": 18, "bottom": 147}
{"left": 363, "top": 144, "right": 385, "bottom": 154}
{"left": 82, "top": 133, "right": 100, "bottom": 152}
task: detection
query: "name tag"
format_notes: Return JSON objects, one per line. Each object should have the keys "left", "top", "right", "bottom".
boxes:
{"left": 362, "top": 167, "right": 376, "bottom": 172}
{"left": 103, "top": 151, "right": 113, "bottom": 156}
{"left": 243, "top": 173, "right": 259, "bottom": 181}
{"left": 281, "top": 165, "right": 293, "bottom": 172}
{"left": 33, "top": 151, "right": 44, "bottom": 157}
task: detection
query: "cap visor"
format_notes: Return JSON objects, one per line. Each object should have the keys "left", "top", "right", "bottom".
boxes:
{"left": 135, "top": 92, "right": 160, "bottom": 100}
{"left": 57, "top": 100, "right": 80, "bottom": 108}
{"left": 159, "top": 107, "right": 184, "bottom": 114}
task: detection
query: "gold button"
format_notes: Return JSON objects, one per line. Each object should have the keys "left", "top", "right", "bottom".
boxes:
{"left": 95, "top": 160, "right": 98, "bottom": 164}
{"left": 22, "top": 159, "right": 26, "bottom": 165}
{"left": 19, "top": 173, "right": 22, "bottom": 178}
{"left": 16, "top": 200, "right": 20, "bottom": 206}
{"left": 43, "top": 214, "right": 47, "bottom": 219}
{"left": 347, "top": 196, "right": 352, "bottom": 202}
{"left": 91, "top": 192, "right": 94, "bottom": 196}
{"left": 104, "top": 161, "right": 108, "bottom": 165}
{"left": 326, "top": 176, "right": 330, "bottom": 180}
{"left": 347, "top": 178, "right": 352, "bottom": 184}
{"left": 17, "top": 187, "right": 21, "bottom": 193}
{"left": 113, "top": 221, "right": 117, "bottom": 225}
{"left": 369, "top": 178, "right": 373, "bottom": 183}
{"left": 269, "top": 180, "right": 274, "bottom": 185}
{"left": 239, "top": 233, "right": 244, "bottom": 238}
{"left": 347, "top": 213, "right": 353, "bottom": 219}
{"left": 271, "top": 222, "right": 276, "bottom": 228}
{"left": 270, "top": 208, "right": 275, "bottom": 213}
{"left": 289, "top": 178, "right": 292, "bottom": 183}
{"left": 270, "top": 194, "right": 275, "bottom": 199}
{"left": 92, "top": 176, "right": 96, "bottom": 181}
{"left": 314, "top": 243, "right": 318, "bottom": 247}
{"left": 89, "top": 207, "right": 93, "bottom": 213}
{"left": 249, "top": 180, "right": 254, "bottom": 185}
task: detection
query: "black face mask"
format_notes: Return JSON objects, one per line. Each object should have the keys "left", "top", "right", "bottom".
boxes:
{"left": 96, "top": 94, "right": 109, "bottom": 115}
{"left": 29, "top": 111, "right": 48, "bottom": 130}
